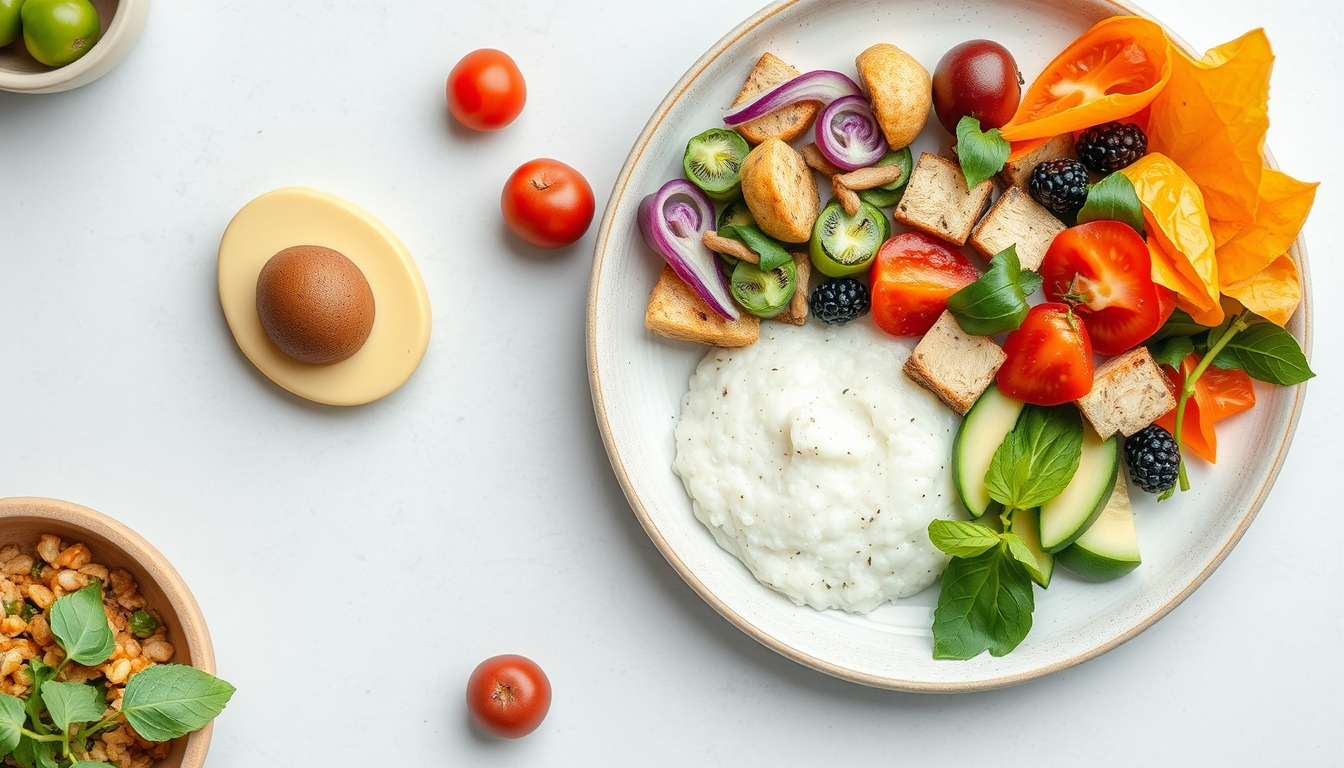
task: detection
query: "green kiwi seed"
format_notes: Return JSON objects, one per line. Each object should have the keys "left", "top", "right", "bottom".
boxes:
{"left": 809, "top": 199, "right": 888, "bottom": 278}
{"left": 729, "top": 258, "right": 797, "bottom": 318}
{"left": 684, "top": 128, "right": 751, "bottom": 202}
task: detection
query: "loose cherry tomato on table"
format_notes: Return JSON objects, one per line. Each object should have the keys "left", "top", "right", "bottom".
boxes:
{"left": 997, "top": 302, "right": 1094, "bottom": 406}
{"left": 1039, "top": 220, "right": 1163, "bottom": 356}
{"left": 447, "top": 49, "right": 527, "bottom": 131}
{"left": 869, "top": 232, "right": 980, "bottom": 337}
{"left": 466, "top": 654, "right": 551, "bottom": 739}
{"left": 501, "top": 159, "right": 596, "bottom": 249}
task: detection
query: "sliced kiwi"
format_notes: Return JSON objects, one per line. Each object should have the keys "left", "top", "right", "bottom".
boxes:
{"left": 717, "top": 199, "right": 756, "bottom": 230}
{"left": 684, "top": 128, "right": 751, "bottom": 202}
{"left": 857, "top": 147, "right": 914, "bottom": 209}
{"left": 730, "top": 258, "right": 797, "bottom": 318}
{"left": 809, "top": 199, "right": 888, "bottom": 278}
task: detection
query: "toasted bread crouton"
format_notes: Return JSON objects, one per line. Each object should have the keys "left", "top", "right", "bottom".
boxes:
{"left": 768, "top": 252, "right": 811, "bottom": 326}
{"left": 646, "top": 266, "right": 759, "bottom": 347}
{"left": 894, "top": 153, "right": 993, "bottom": 245}
{"left": 998, "top": 134, "right": 1077, "bottom": 189}
{"left": 903, "top": 311, "right": 1006, "bottom": 414}
{"left": 855, "top": 43, "right": 931, "bottom": 149}
{"left": 1076, "top": 347, "right": 1176, "bottom": 437}
{"left": 740, "top": 138, "right": 819, "bottom": 243}
{"left": 732, "top": 53, "right": 820, "bottom": 145}
{"left": 969, "top": 185, "right": 1066, "bottom": 271}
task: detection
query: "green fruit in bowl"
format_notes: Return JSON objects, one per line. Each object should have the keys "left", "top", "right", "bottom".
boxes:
{"left": 21, "top": 0, "right": 102, "bottom": 68}
{"left": 0, "top": 0, "right": 24, "bottom": 48}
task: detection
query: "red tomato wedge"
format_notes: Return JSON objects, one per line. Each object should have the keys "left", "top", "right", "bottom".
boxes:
{"left": 997, "top": 303, "right": 1094, "bottom": 406}
{"left": 1155, "top": 354, "right": 1256, "bottom": 463}
{"left": 999, "top": 16, "right": 1172, "bottom": 142}
{"left": 1039, "top": 220, "right": 1163, "bottom": 355}
{"left": 869, "top": 232, "right": 979, "bottom": 337}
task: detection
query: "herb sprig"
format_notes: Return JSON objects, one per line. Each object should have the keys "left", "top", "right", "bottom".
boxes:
{"left": 0, "top": 584, "right": 234, "bottom": 767}
{"left": 955, "top": 116, "right": 1010, "bottom": 190}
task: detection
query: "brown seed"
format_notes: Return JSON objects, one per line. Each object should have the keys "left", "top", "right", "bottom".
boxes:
{"left": 256, "top": 246, "right": 375, "bottom": 366}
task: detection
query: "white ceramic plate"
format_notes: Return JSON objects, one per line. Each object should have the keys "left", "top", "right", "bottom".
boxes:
{"left": 587, "top": 0, "right": 1311, "bottom": 691}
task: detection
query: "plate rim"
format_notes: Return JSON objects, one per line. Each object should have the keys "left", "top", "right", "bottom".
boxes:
{"left": 585, "top": 0, "right": 1313, "bottom": 691}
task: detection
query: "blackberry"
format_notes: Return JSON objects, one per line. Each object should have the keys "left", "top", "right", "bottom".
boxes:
{"left": 1028, "top": 158, "right": 1090, "bottom": 218}
{"left": 1076, "top": 122, "right": 1148, "bottom": 174}
{"left": 809, "top": 277, "right": 870, "bottom": 326}
{"left": 1124, "top": 424, "right": 1181, "bottom": 494}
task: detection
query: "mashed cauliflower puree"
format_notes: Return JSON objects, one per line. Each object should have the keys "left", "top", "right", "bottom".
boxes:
{"left": 673, "top": 321, "right": 960, "bottom": 613}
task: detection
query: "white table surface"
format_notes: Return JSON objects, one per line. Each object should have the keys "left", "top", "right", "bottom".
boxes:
{"left": 1, "top": 0, "right": 1339, "bottom": 764}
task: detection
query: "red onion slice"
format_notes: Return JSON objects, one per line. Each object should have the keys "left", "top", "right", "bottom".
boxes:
{"left": 723, "top": 70, "right": 863, "bottom": 126}
{"left": 638, "top": 179, "right": 739, "bottom": 320}
{"left": 815, "top": 95, "right": 889, "bottom": 172}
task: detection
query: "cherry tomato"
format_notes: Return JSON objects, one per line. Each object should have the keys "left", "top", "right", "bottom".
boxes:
{"left": 466, "top": 655, "right": 551, "bottom": 739}
{"left": 931, "top": 40, "right": 1021, "bottom": 135}
{"left": 1154, "top": 353, "right": 1255, "bottom": 463}
{"left": 869, "top": 232, "right": 979, "bottom": 337}
{"left": 501, "top": 159, "right": 595, "bottom": 249}
{"left": 1039, "top": 220, "right": 1162, "bottom": 356}
{"left": 21, "top": 0, "right": 101, "bottom": 68}
{"left": 447, "top": 49, "right": 526, "bottom": 131}
{"left": 997, "top": 303, "right": 1094, "bottom": 406}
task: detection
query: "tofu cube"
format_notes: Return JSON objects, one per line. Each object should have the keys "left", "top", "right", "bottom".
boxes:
{"left": 1075, "top": 347, "right": 1177, "bottom": 437}
{"left": 998, "top": 133, "right": 1077, "bottom": 189}
{"left": 894, "top": 153, "right": 993, "bottom": 246}
{"left": 645, "top": 266, "right": 760, "bottom": 347}
{"left": 903, "top": 311, "right": 1007, "bottom": 414}
{"left": 969, "top": 185, "right": 1066, "bottom": 271}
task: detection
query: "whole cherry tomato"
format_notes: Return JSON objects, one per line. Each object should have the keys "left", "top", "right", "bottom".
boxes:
{"left": 869, "top": 232, "right": 980, "bottom": 337}
{"left": 447, "top": 49, "right": 526, "bottom": 131}
{"left": 931, "top": 40, "right": 1021, "bottom": 134}
{"left": 1039, "top": 220, "right": 1163, "bottom": 356}
{"left": 501, "top": 159, "right": 596, "bottom": 249}
{"left": 466, "top": 655, "right": 552, "bottom": 739}
{"left": 997, "top": 302, "right": 1094, "bottom": 406}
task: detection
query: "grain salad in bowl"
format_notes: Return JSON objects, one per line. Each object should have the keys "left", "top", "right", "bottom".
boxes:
{"left": 0, "top": 499, "right": 232, "bottom": 768}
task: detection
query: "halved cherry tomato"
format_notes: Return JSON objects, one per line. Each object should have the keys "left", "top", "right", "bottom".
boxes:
{"left": 999, "top": 16, "right": 1172, "bottom": 142}
{"left": 869, "top": 232, "right": 979, "bottom": 337}
{"left": 1039, "top": 220, "right": 1163, "bottom": 355}
{"left": 997, "top": 303, "right": 1094, "bottom": 406}
{"left": 1154, "top": 353, "right": 1255, "bottom": 463}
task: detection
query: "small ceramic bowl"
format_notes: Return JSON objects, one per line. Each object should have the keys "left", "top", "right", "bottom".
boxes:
{"left": 0, "top": 497, "right": 216, "bottom": 767}
{"left": 0, "top": 0, "right": 151, "bottom": 94}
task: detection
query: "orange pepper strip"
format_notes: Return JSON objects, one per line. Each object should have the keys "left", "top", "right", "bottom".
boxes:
{"left": 1000, "top": 16, "right": 1172, "bottom": 142}
{"left": 1216, "top": 168, "right": 1317, "bottom": 286}
{"left": 1155, "top": 353, "right": 1256, "bottom": 463}
{"left": 1222, "top": 254, "right": 1302, "bottom": 327}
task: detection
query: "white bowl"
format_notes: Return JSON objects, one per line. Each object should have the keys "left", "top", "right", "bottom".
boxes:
{"left": 0, "top": 0, "right": 151, "bottom": 94}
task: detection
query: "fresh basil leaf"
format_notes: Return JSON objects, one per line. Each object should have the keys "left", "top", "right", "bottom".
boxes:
{"left": 40, "top": 681, "right": 104, "bottom": 733}
{"left": 1149, "top": 335, "right": 1195, "bottom": 368}
{"left": 49, "top": 584, "right": 115, "bottom": 667}
{"left": 955, "top": 116, "right": 1010, "bottom": 190}
{"left": 121, "top": 665, "right": 236, "bottom": 742}
{"left": 0, "top": 694, "right": 22, "bottom": 757}
{"left": 1003, "top": 532, "right": 1045, "bottom": 584}
{"left": 984, "top": 405, "right": 1084, "bottom": 511}
{"left": 10, "top": 735, "right": 54, "bottom": 768}
{"left": 928, "top": 520, "right": 1000, "bottom": 558}
{"left": 946, "top": 246, "right": 1031, "bottom": 335}
{"left": 932, "top": 541, "right": 1035, "bottom": 659}
{"left": 24, "top": 659, "right": 54, "bottom": 727}
{"left": 1211, "top": 320, "right": 1315, "bottom": 386}
{"left": 1148, "top": 308, "right": 1208, "bottom": 343}
{"left": 1019, "top": 270, "right": 1043, "bottom": 297}
{"left": 1076, "top": 172, "right": 1146, "bottom": 235}
{"left": 716, "top": 224, "right": 792, "bottom": 271}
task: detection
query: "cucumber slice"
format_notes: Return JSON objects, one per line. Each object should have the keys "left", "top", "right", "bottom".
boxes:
{"left": 684, "top": 129, "right": 750, "bottom": 202}
{"left": 1056, "top": 475, "right": 1140, "bottom": 582}
{"left": 857, "top": 147, "right": 913, "bottom": 209}
{"left": 717, "top": 199, "right": 756, "bottom": 230}
{"left": 952, "top": 385, "right": 1025, "bottom": 518}
{"left": 1010, "top": 508, "right": 1053, "bottom": 588}
{"left": 1039, "top": 425, "right": 1119, "bottom": 553}
{"left": 729, "top": 258, "right": 796, "bottom": 318}
{"left": 809, "top": 199, "right": 887, "bottom": 277}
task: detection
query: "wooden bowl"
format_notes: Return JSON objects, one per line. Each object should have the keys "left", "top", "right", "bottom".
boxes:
{"left": 0, "top": 0, "right": 151, "bottom": 94}
{"left": 0, "top": 497, "right": 216, "bottom": 767}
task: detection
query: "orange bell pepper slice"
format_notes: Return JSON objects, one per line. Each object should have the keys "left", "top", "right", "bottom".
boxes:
{"left": 1222, "top": 254, "right": 1302, "bottom": 327}
{"left": 1155, "top": 353, "right": 1256, "bottom": 463}
{"left": 1000, "top": 16, "right": 1172, "bottom": 142}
